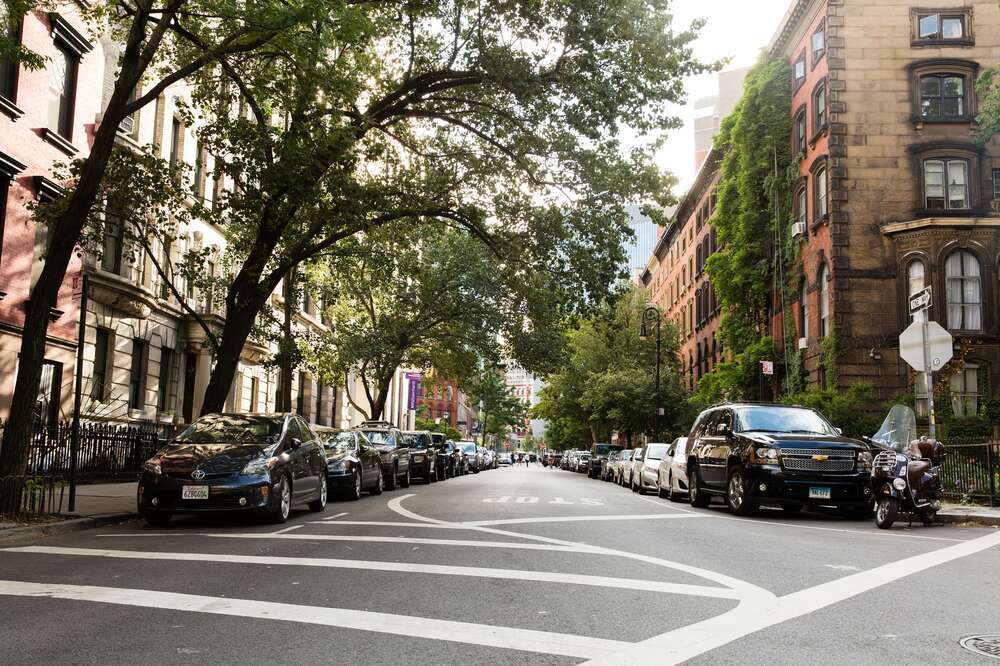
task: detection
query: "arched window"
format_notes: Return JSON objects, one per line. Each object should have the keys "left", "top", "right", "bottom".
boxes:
{"left": 945, "top": 250, "right": 982, "bottom": 331}
{"left": 799, "top": 279, "right": 810, "bottom": 340}
{"left": 819, "top": 265, "right": 830, "bottom": 338}
{"left": 907, "top": 260, "right": 927, "bottom": 323}
{"left": 950, "top": 362, "right": 981, "bottom": 417}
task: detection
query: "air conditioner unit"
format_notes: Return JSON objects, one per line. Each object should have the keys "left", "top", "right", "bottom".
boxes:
{"left": 118, "top": 114, "right": 135, "bottom": 135}
{"left": 791, "top": 221, "right": 807, "bottom": 238}
{"left": 798, "top": 337, "right": 808, "bottom": 350}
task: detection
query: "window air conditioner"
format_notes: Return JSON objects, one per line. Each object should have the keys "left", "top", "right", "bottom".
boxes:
{"left": 798, "top": 337, "right": 808, "bottom": 350}
{"left": 791, "top": 221, "right": 807, "bottom": 238}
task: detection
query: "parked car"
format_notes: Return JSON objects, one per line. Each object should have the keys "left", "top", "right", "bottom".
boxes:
{"left": 434, "top": 438, "right": 464, "bottom": 478}
{"left": 631, "top": 443, "right": 668, "bottom": 494}
{"left": 452, "top": 442, "right": 469, "bottom": 475}
{"left": 138, "top": 413, "right": 327, "bottom": 526}
{"left": 402, "top": 431, "right": 439, "bottom": 483}
{"left": 485, "top": 449, "right": 498, "bottom": 469}
{"left": 658, "top": 437, "right": 690, "bottom": 500}
{"left": 316, "top": 427, "right": 384, "bottom": 500}
{"left": 615, "top": 449, "right": 635, "bottom": 485}
{"left": 498, "top": 452, "right": 512, "bottom": 465}
{"left": 429, "top": 433, "right": 451, "bottom": 481}
{"left": 546, "top": 452, "right": 563, "bottom": 467}
{"left": 528, "top": 453, "right": 537, "bottom": 463}
{"left": 478, "top": 447, "right": 491, "bottom": 470}
{"left": 357, "top": 420, "right": 410, "bottom": 490}
{"left": 602, "top": 451, "right": 620, "bottom": 481}
{"left": 575, "top": 452, "right": 592, "bottom": 474}
{"left": 686, "top": 402, "right": 874, "bottom": 517}
{"left": 458, "top": 440, "right": 481, "bottom": 472}
{"left": 589, "top": 443, "right": 624, "bottom": 479}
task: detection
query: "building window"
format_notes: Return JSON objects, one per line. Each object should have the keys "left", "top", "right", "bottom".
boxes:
{"left": 923, "top": 159, "right": 968, "bottom": 210}
{"left": 250, "top": 376, "right": 259, "bottom": 412}
{"left": 811, "top": 21, "right": 826, "bottom": 66}
{"left": 34, "top": 360, "right": 63, "bottom": 428}
{"left": 950, "top": 363, "right": 980, "bottom": 418}
{"left": 48, "top": 43, "right": 77, "bottom": 139}
{"left": 799, "top": 279, "right": 809, "bottom": 340}
{"left": 296, "top": 371, "right": 305, "bottom": 416}
{"left": 814, "top": 167, "right": 828, "bottom": 221}
{"left": 182, "top": 352, "right": 197, "bottom": 422}
{"left": 945, "top": 250, "right": 982, "bottom": 331}
{"left": 91, "top": 327, "right": 111, "bottom": 402}
{"left": 157, "top": 347, "right": 173, "bottom": 411}
{"left": 993, "top": 169, "right": 1000, "bottom": 202}
{"left": 101, "top": 207, "right": 124, "bottom": 274}
{"left": 907, "top": 260, "right": 927, "bottom": 323}
{"left": 795, "top": 184, "right": 807, "bottom": 225}
{"left": 169, "top": 117, "right": 182, "bottom": 168}
{"left": 915, "top": 11, "right": 969, "bottom": 43}
{"left": 315, "top": 381, "right": 324, "bottom": 425}
{"left": 793, "top": 107, "right": 806, "bottom": 154}
{"left": 813, "top": 82, "right": 827, "bottom": 133}
{"left": 793, "top": 51, "right": 806, "bottom": 89}
{"left": 819, "top": 265, "right": 830, "bottom": 338}
{"left": 129, "top": 338, "right": 148, "bottom": 410}
{"left": 0, "top": 1, "right": 19, "bottom": 102}
{"left": 920, "top": 75, "right": 965, "bottom": 119}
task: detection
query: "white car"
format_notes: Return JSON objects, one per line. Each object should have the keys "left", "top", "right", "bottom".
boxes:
{"left": 631, "top": 443, "right": 669, "bottom": 494}
{"left": 657, "top": 437, "right": 690, "bottom": 501}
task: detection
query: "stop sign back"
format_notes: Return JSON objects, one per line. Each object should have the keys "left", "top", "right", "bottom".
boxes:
{"left": 899, "top": 320, "right": 953, "bottom": 372}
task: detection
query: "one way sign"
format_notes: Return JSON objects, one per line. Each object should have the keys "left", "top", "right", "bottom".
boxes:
{"left": 908, "top": 286, "right": 931, "bottom": 315}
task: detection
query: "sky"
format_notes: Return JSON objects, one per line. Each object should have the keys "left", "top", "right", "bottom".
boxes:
{"left": 657, "top": 0, "right": 792, "bottom": 191}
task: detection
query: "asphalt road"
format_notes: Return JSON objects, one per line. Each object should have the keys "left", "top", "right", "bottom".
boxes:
{"left": 1, "top": 463, "right": 999, "bottom": 665}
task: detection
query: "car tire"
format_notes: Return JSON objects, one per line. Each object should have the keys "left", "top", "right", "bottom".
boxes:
{"left": 348, "top": 468, "right": 363, "bottom": 501}
{"left": 875, "top": 496, "right": 898, "bottom": 529}
{"left": 689, "top": 466, "right": 710, "bottom": 508}
{"left": 385, "top": 464, "right": 398, "bottom": 491}
{"left": 143, "top": 511, "right": 172, "bottom": 527}
{"left": 270, "top": 475, "right": 293, "bottom": 522}
{"left": 371, "top": 466, "right": 384, "bottom": 495}
{"left": 726, "top": 467, "right": 757, "bottom": 517}
{"left": 308, "top": 477, "right": 328, "bottom": 512}
{"left": 657, "top": 480, "right": 669, "bottom": 499}
{"left": 400, "top": 465, "right": 411, "bottom": 488}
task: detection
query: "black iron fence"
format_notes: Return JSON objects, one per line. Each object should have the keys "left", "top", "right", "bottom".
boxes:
{"left": 940, "top": 439, "right": 998, "bottom": 507}
{"left": 0, "top": 475, "right": 66, "bottom": 518}
{"left": 3, "top": 420, "right": 178, "bottom": 483}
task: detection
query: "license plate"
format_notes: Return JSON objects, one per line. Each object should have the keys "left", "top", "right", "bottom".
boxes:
{"left": 809, "top": 486, "right": 832, "bottom": 500}
{"left": 182, "top": 485, "right": 209, "bottom": 500}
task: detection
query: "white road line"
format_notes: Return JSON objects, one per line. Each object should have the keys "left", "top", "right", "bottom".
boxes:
{"left": 307, "top": 520, "right": 487, "bottom": 530}
{"left": 583, "top": 528, "right": 1000, "bottom": 665}
{"left": 272, "top": 525, "right": 303, "bottom": 534}
{"left": 4, "top": 546, "right": 740, "bottom": 600}
{"left": 463, "top": 514, "right": 704, "bottom": 527}
{"left": 322, "top": 512, "right": 348, "bottom": 521}
{"left": 636, "top": 495, "right": 964, "bottom": 542}
{"left": 0, "top": 580, "right": 628, "bottom": 660}
{"left": 386, "top": 494, "right": 447, "bottom": 524}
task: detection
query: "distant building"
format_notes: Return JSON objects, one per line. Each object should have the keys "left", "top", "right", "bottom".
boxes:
{"left": 623, "top": 205, "right": 659, "bottom": 281}
{"left": 504, "top": 362, "right": 546, "bottom": 443}
{"left": 693, "top": 67, "right": 751, "bottom": 171}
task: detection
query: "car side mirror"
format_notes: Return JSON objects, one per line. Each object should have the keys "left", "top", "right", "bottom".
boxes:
{"left": 715, "top": 423, "right": 730, "bottom": 435}
{"left": 835, "top": 427, "right": 843, "bottom": 436}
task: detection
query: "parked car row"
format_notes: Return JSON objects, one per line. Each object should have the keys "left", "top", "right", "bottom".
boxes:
{"left": 559, "top": 401, "right": 882, "bottom": 520}
{"left": 137, "top": 413, "right": 499, "bottom": 526}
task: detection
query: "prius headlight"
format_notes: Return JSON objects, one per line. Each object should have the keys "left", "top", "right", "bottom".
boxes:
{"left": 142, "top": 459, "right": 161, "bottom": 475}
{"left": 242, "top": 456, "right": 278, "bottom": 475}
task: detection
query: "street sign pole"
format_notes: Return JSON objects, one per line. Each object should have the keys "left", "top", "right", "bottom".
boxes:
{"left": 922, "top": 321, "right": 936, "bottom": 439}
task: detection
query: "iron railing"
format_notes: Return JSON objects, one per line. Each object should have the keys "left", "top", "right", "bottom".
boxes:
{"left": 0, "top": 475, "right": 66, "bottom": 518}
{"left": 940, "top": 440, "right": 998, "bottom": 507}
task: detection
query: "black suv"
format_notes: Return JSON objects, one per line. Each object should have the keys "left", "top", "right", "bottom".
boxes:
{"left": 686, "top": 403, "right": 873, "bottom": 517}
{"left": 357, "top": 420, "right": 411, "bottom": 490}
{"left": 402, "top": 431, "right": 439, "bottom": 483}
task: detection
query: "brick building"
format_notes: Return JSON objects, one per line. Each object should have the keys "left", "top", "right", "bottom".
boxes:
{"left": 0, "top": 5, "right": 99, "bottom": 427}
{"left": 642, "top": 151, "right": 723, "bottom": 389}
{"left": 775, "top": 0, "right": 1000, "bottom": 414}
{"left": 416, "top": 377, "right": 477, "bottom": 437}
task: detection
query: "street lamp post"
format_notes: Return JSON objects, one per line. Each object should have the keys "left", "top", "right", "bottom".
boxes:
{"left": 639, "top": 305, "right": 662, "bottom": 442}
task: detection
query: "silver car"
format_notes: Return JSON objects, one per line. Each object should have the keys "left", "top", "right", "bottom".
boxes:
{"left": 631, "top": 444, "right": 669, "bottom": 494}
{"left": 615, "top": 449, "right": 635, "bottom": 485}
{"left": 657, "top": 437, "right": 690, "bottom": 501}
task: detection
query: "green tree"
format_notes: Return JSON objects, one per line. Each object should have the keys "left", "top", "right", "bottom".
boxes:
{"left": 468, "top": 368, "right": 527, "bottom": 445}
{"left": 414, "top": 418, "right": 462, "bottom": 442}
{"left": 0, "top": 0, "right": 313, "bottom": 481}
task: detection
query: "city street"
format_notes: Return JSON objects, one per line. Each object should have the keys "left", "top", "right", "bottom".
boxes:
{"left": 1, "top": 466, "right": 998, "bottom": 665}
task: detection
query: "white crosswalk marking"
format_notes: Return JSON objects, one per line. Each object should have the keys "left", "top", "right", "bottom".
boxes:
{"left": 0, "top": 580, "right": 629, "bottom": 660}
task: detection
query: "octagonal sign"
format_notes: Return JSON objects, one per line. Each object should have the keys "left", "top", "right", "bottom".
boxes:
{"left": 899, "top": 321, "right": 953, "bottom": 372}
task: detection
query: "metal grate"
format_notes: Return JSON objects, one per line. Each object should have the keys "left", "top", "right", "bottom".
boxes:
{"left": 780, "top": 449, "right": 855, "bottom": 472}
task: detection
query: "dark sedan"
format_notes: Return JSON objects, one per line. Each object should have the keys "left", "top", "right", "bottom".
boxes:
{"left": 137, "top": 413, "right": 328, "bottom": 526}
{"left": 315, "top": 428, "right": 384, "bottom": 500}
{"left": 402, "top": 431, "right": 438, "bottom": 483}
{"left": 433, "top": 437, "right": 464, "bottom": 478}
{"left": 457, "top": 440, "right": 481, "bottom": 472}
{"left": 358, "top": 421, "right": 411, "bottom": 490}
{"left": 429, "top": 432, "right": 451, "bottom": 481}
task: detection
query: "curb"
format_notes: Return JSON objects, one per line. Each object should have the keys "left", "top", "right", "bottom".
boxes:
{"left": 938, "top": 511, "right": 1000, "bottom": 527}
{"left": 0, "top": 512, "right": 139, "bottom": 548}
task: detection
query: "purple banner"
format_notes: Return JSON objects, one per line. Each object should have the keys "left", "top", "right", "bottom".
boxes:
{"left": 406, "top": 373, "right": 422, "bottom": 410}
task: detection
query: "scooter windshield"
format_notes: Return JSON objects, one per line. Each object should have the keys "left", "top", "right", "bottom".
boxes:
{"left": 871, "top": 404, "right": 917, "bottom": 452}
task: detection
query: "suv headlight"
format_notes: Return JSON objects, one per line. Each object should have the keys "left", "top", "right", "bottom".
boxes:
{"left": 242, "top": 456, "right": 278, "bottom": 475}
{"left": 413, "top": 454, "right": 425, "bottom": 462}
{"left": 752, "top": 447, "right": 779, "bottom": 464}
{"left": 142, "top": 459, "right": 161, "bottom": 475}
{"left": 858, "top": 451, "right": 873, "bottom": 470}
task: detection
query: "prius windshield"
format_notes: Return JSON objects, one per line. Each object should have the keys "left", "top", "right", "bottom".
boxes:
{"left": 734, "top": 406, "right": 837, "bottom": 436}
{"left": 174, "top": 415, "right": 282, "bottom": 445}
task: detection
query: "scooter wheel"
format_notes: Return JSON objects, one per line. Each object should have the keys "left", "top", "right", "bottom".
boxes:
{"left": 919, "top": 511, "right": 937, "bottom": 526}
{"left": 875, "top": 497, "right": 898, "bottom": 529}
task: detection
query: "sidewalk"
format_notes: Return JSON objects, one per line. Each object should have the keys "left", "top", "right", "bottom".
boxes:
{"left": 0, "top": 482, "right": 138, "bottom": 547}
{"left": 939, "top": 502, "right": 1000, "bottom": 526}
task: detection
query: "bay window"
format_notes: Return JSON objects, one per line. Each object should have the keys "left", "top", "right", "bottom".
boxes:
{"left": 923, "top": 159, "right": 968, "bottom": 210}
{"left": 945, "top": 250, "right": 981, "bottom": 331}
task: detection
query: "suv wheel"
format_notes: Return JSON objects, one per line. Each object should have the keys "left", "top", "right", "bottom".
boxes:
{"left": 400, "top": 465, "right": 411, "bottom": 488}
{"left": 726, "top": 467, "right": 757, "bottom": 516}
{"left": 689, "top": 466, "right": 710, "bottom": 508}
{"left": 371, "top": 466, "right": 384, "bottom": 495}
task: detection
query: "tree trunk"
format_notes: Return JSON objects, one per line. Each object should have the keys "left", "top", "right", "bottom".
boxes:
{"left": 199, "top": 296, "right": 261, "bottom": 416}
{"left": 368, "top": 372, "right": 394, "bottom": 420}
{"left": 278, "top": 269, "right": 294, "bottom": 412}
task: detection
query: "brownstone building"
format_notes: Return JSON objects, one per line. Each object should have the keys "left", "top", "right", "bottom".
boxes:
{"left": 774, "top": 0, "right": 1000, "bottom": 414}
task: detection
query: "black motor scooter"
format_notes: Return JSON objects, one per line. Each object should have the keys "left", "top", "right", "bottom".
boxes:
{"left": 869, "top": 405, "right": 945, "bottom": 529}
